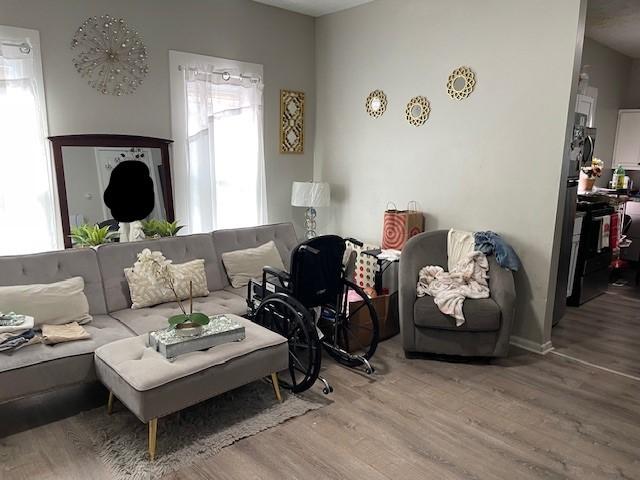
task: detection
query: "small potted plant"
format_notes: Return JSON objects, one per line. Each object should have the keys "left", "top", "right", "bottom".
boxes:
{"left": 141, "top": 219, "right": 185, "bottom": 238}
{"left": 135, "top": 249, "right": 209, "bottom": 335}
{"left": 580, "top": 157, "right": 603, "bottom": 192}
{"left": 70, "top": 224, "right": 118, "bottom": 248}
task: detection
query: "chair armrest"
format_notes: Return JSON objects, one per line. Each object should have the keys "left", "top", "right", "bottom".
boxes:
{"left": 486, "top": 255, "right": 516, "bottom": 356}
{"left": 399, "top": 231, "right": 449, "bottom": 350}
{"left": 487, "top": 256, "right": 516, "bottom": 322}
{"left": 262, "top": 266, "right": 290, "bottom": 282}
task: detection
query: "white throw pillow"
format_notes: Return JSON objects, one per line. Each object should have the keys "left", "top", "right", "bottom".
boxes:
{"left": 125, "top": 258, "right": 209, "bottom": 309}
{"left": 221, "top": 240, "right": 286, "bottom": 288}
{"left": 0, "top": 277, "right": 92, "bottom": 326}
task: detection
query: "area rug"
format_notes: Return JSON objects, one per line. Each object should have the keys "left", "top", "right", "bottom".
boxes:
{"left": 70, "top": 381, "right": 329, "bottom": 480}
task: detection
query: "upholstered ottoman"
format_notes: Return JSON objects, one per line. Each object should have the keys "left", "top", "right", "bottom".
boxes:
{"left": 94, "top": 315, "right": 288, "bottom": 460}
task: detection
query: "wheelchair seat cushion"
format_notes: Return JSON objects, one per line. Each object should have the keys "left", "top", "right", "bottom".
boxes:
{"left": 222, "top": 241, "right": 285, "bottom": 288}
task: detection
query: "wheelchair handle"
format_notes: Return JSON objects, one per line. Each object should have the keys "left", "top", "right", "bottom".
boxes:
{"left": 299, "top": 245, "right": 320, "bottom": 255}
{"left": 345, "top": 237, "right": 364, "bottom": 248}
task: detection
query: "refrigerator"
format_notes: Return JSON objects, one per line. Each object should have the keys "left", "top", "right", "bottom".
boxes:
{"left": 552, "top": 122, "right": 595, "bottom": 326}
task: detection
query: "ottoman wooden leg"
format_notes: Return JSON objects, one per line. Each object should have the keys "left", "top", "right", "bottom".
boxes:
{"left": 148, "top": 418, "right": 158, "bottom": 461}
{"left": 107, "top": 392, "right": 114, "bottom": 415}
{"left": 271, "top": 373, "right": 283, "bottom": 403}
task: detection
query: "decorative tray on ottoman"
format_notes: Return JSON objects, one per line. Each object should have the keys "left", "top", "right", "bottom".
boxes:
{"left": 149, "top": 314, "right": 246, "bottom": 359}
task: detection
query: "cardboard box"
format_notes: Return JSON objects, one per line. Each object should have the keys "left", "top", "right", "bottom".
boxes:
{"left": 344, "top": 292, "right": 399, "bottom": 352}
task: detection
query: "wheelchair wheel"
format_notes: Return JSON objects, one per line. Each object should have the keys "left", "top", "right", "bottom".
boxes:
{"left": 320, "top": 280, "right": 379, "bottom": 370}
{"left": 253, "top": 293, "right": 321, "bottom": 393}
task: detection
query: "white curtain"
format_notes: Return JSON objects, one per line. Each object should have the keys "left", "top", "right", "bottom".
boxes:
{"left": 183, "top": 69, "right": 266, "bottom": 233}
{"left": 0, "top": 40, "right": 59, "bottom": 255}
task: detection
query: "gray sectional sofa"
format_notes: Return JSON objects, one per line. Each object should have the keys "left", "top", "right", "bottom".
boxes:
{"left": 0, "top": 223, "right": 298, "bottom": 404}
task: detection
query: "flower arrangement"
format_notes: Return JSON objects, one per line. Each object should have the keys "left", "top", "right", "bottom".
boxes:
{"left": 135, "top": 249, "right": 209, "bottom": 328}
{"left": 581, "top": 157, "right": 604, "bottom": 179}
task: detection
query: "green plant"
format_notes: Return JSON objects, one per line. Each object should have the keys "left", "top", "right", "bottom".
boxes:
{"left": 70, "top": 224, "right": 118, "bottom": 247}
{"left": 141, "top": 219, "right": 184, "bottom": 238}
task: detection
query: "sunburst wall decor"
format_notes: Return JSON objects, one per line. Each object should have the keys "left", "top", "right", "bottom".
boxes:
{"left": 71, "top": 14, "right": 149, "bottom": 96}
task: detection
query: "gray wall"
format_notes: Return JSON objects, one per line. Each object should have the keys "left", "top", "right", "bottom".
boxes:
{"left": 626, "top": 59, "right": 640, "bottom": 108}
{"left": 315, "top": 0, "right": 584, "bottom": 349}
{"left": 2, "top": 0, "right": 315, "bottom": 233}
{"left": 580, "top": 37, "right": 632, "bottom": 185}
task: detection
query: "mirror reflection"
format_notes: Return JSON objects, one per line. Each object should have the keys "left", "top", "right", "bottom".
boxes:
{"left": 411, "top": 104, "right": 422, "bottom": 117}
{"left": 61, "top": 146, "right": 168, "bottom": 233}
{"left": 453, "top": 76, "right": 467, "bottom": 91}
{"left": 370, "top": 97, "right": 381, "bottom": 111}
{"left": 286, "top": 100, "right": 298, "bottom": 116}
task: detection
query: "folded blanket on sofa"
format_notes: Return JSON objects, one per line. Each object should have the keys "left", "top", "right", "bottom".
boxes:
{"left": 416, "top": 251, "right": 490, "bottom": 326}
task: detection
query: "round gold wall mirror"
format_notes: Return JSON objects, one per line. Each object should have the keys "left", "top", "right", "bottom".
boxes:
{"left": 447, "top": 66, "right": 476, "bottom": 100}
{"left": 366, "top": 89, "right": 388, "bottom": 118}
{"left": 405, "top": 96, "right": 431, "bottom": 126}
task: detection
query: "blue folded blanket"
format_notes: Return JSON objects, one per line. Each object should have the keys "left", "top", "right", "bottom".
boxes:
{"left": 474, "top": 231, "right": 521, "bottom": 271}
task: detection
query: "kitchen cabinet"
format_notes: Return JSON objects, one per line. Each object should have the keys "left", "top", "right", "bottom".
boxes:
{"left": 613, "top": 109, "right": 640, "bottom": 170}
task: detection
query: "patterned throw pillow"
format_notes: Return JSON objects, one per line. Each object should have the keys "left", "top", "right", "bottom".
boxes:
{"left": 125, "top": 257, "right": 209, "bottom": 309}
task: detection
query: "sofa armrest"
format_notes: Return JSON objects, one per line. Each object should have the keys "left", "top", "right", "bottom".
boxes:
{"left": 399, "top": 231, "right": 448, "bottom": 350}
{"left": 487, "top": 255, "right": 516, "bottom": 355}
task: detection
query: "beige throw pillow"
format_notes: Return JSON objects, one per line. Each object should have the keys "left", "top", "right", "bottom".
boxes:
{"left": 0, "top": 277, "right": 92, "bottom": 326}
{"left": 125, "top": 258, "right": 209, "bottom": 309}
{"left": 221, "top": 240, "right": 286, "bottom": 288}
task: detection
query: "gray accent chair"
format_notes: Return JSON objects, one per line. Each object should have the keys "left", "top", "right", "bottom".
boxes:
{"left": 399, "top": 230, "right": 516, "bottom": 357}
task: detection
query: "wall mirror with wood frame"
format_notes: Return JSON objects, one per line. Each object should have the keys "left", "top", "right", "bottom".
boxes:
{"left": 48, "top": 134, "right": 174, "bottom": 248}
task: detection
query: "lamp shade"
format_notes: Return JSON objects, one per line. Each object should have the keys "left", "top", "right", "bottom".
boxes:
{"left": 291, "top": 181, "right": 330, "bottom": 207}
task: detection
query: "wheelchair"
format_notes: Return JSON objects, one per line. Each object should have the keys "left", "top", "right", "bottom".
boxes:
{"left": 246, "top": 235, "right": 379, "bottom": 394}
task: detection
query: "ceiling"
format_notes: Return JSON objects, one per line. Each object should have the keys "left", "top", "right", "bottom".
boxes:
{"left": 586, "top": 0, "right": 640, "bottom": 58}
{"left": 253, "top": 0, "right": 373, "bottom": 17}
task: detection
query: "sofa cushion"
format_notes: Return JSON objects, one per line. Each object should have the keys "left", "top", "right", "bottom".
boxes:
{"left": 221, "top": 240, "right": 285, "bottom": 288}
{"left": 125, "top": 257, "right": 209, "bottom": 309}
{"left": 223, "top": 284, "right": 248, "bottom": 298}
{"left": 95, "top": 317, "right": 286, "bottom": 392}
{"left": 0, "top": 315, "right": 132, "bottom": 375}
{"left": 0, "top": 276, "right": 92, "bottom": 326}
{"left": 413, "top": 296, "right": 501, "bottom": 332}
{"left": 94, "top": 316, "right": 288, "bottom": 422}
{"left": 97, "top": 234, "right": 225, "bottom": 312}
{"left": 212, "top": 223, "right": 298, "bottom": 286}
{"left": 0, "top": 248, "right": 107, "bottom": 315}
{"left": 109, "top": 290, "right": 249, "bottom": 335}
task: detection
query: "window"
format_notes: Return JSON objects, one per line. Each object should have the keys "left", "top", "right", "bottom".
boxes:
{"left": 0, "top": 26, "right": 60, "bottom": 254}
{"left": 169, "top": 51, "right": 267, "bottom": 234}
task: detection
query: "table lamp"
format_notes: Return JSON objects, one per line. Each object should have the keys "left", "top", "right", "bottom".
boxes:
{"left": 291, "top": 181, "right": 330, "bottom": 239}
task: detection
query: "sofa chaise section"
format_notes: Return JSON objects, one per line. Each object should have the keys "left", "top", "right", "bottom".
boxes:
{"left": 0, "top": 248, "right": 132, "bottom": 403}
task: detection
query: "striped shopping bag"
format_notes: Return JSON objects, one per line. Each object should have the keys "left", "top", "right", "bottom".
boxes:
{"left": 382, "top": 202, "right": 425, "bottom": 250}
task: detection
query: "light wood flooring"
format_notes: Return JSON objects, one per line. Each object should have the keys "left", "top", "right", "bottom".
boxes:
{"left": 552, "top": 277, "right": 640, "bottom": 379}
{"left": 2, "top": 308, "right": 640, "bottom": 479}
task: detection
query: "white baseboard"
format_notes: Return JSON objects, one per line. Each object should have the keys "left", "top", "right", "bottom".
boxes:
{"left": 510, "top": 336, "right": 554, "bottom": 355}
